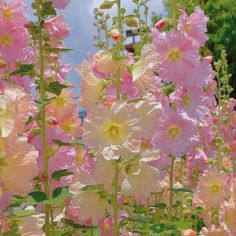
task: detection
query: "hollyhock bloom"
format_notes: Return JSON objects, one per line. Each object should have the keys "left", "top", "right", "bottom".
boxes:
{"left": 196, "top": 169, "right": 228, "bottom": 208}
{"left": 170, "top": 85, "right": 210, "bottom": 121}
{"left": 0, "top": 136, "right": 38, "bottom": 195}
{"left": 94, "top": 156, "right": 115, "bottom": 190}
{"left": 50, "top": 0, "right": 70, "bottom": 9}
{"left": 0, "top": 86, "right": 36, "bottom": 137}
{"left": 199, "top": 225, "right": 229, "bottom": 236}
{"left": 182, "top": 229, "right": 197, "bottom": 236}
{"left": 219, "top": 200, "right": 236, "bottom": 234}
{"left": 82, "top": 101, "right": 141, "bottom": 158}
{"left": 132, "top": 44, "right": 159, "bottom": 94}
{"left": 76, "top": 61, "right": 106, "bottom": 110}
{"left": 120, "top": 70, "right": 140, "bottom": 99}
{"left": 153, "top": 29, "right": 199, "bottom": 81}
{"left": 0, "top": 191, "right": 11, "bottom": 214}
{"left": 99, "top": 216, "right": 114, "bottom": 236}
{"left": 44, "top": 15, "right": 70, "bottom": 40}
{"left": 152, "top": 109, "right": 198, "bottom": 157}
{"left": 158, "top": 58, "right": 214, "bottom": 88}
{"left": 122, "top": 158, "right": 161, "bottom": 203}
{"left": 0, "top": 22, "right": 29, "bottom": 61}
{"left": 19, "top": 211, "right": 45, "bottom": 236}
{"left": 0, "top": 0, "right": 28, "bottom": 26}
{"left": 69, "top": 172, "right": 108, "bottom": 225}
{"left": 93, "top": 50, "right": 119, "bottom": 74}
{"left": 178, "top": 7, "right": 209, "bottom": 47}
{"left": 135, "top": 93, "right": 162, "bottom": 139}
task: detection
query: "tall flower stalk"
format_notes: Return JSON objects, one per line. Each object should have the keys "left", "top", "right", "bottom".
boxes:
{"left": 36, "top": 1, "right": 51, "bottom": 234}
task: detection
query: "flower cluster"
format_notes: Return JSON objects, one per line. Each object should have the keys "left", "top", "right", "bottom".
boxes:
{"left": 0, "top": 0, "right": 235, "bottom": 235}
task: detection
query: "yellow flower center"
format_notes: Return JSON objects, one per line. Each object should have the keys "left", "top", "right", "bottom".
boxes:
{"left": 184, "top": 22, "right": 191, "bottom": 33}
{"left": 167, "top": 125, "right": 182, "bottom": 139}
{"left": 104, "top": 122, "right": 124, "bottom": 142}
{"left": 0, "top": 139, "right": 7, "bottom": 167}
{"left": 102, "top": 222, "right": 111, "bottom": 231}
{"left": 183, "top": 93, "right": 191, "bottom": 107}
{"left": 2, "top": 7, "right": 13, "bottom": 19}
{"left": 168, "top": 48, "right": 181, "bottom": 62}
{"left": 209, "top": 183, "right": 222, "bottom": 193}
{"left": 0, "top": 34, "right": 12, "bottom": 48}
{"left": 63, "top": 122, "right": 74, "bottom": 133}
{"left": 55, "top": 96, "right": 67, "bottom": 107}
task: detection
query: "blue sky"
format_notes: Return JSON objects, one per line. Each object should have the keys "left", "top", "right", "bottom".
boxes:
{"left": 25, "top": 0, "right": 166, "bottom": 94}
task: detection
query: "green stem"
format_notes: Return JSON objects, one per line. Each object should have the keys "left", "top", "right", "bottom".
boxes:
{"left": 146, "top": 199, "right": 150, "bottom": 236}
{"left": 179, "top": 159, "right": 184, "bottom": 222}
{"left": 36, "top": 2, "right": 51, "bottom": 235}
{"left": 172, "top": 0, "right": 177, "bottom": 30}
{"left": 115, "top": 0, "right": 122, "bottom": 100}
{"left": 168, "top": 156, "right": 175, "bottom": 224}
{"left": 113, "top": 163, "right": 119, "bottom": 236}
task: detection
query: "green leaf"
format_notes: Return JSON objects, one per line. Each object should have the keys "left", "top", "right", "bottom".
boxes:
{"left": 13, "top": 210, "right": 39, "bottom": 218}
{"left": 171, "top": 188, "right": 192, "bottom": 193}
{"left": 43, "top": 45, "right": 73, "bottom": 54}
{"left": 155, "top": 203, "right": 167, "bottom": 209}
{"left": 28, "top": 191, "right": 48, "bottom": 203}
{"left": 126, "top": 215, "right": 153, "bottom": 223}
{"left": 41, "top": 2, "right": 56, "bottom": 19}
{"left": 10, "top": 64, "right": 36, "bottom": 77}
{"left": 100, "top": 1, "right": 115, "bottom": 9}
{"left": 80, "top": 184, "right": 104, "bottom": 191}
{"left": 48, "top": 81, "right": 68, "bottom": 96}
{"left": 53, "top": 139, "right": 84, "bottom": 147}
{"left": 51, "top": 169, "right": 73, "bottom": 181}
{"left": 43, "top": 187, "right": 71, "bottom": 206}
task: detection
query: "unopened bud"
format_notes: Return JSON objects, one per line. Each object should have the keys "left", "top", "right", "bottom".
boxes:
{"left": 110, "top": 29, "right": 121, "bottom": 42}
{"left": 155, "top": 19, "right": 168, "bottom": 30}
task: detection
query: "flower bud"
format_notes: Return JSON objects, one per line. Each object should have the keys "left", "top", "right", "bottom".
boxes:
{"left": 110, "top": 29, "right": 121, "bottom": 42}
{"left": 155, "top": 19, "right": 168, "bottom": 30}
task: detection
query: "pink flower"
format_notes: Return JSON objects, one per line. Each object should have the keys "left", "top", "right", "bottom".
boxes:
{"left": 0, "top": 21, "right": 29, "bottom": 61}
{"left": 50, "top": 0, "right": 70, "bottom": 9}
{"left": 19, "top": 211, "right": 45, "bottom": 236}
{"left": 159, "top": 58, "right": 214, "bottom": 88}
{"left": 152, "top": 108, "right": 198, "bottom": 157}
{"left": 0, "top": 0, "right": 28, "bottom": 26}
{"left": 196, "top": 169, "right": 228, "bottom": 208}
{"left": 219, "top": 200, "right": 236, "bottom": 234}
{"left": 0, "top": 85, "right": 37, "bottom": 138}
{"left": 0, "top": 135, "right": 38, "bottom": 196}
{"left": 182, "top": 229, "right": 197, "bottom": 236}
{"left": 76, "top": 60, "right": 106, "bottom": 111}
{"left": 153, "top": 29, "right": 199, "bottom": 81}
{"left": 98, "top": 216, "right": 114, "bottom": 236}
{"left": 178, "top": 7, "right": 209, "bottom": 47}
{"left": 44, "top": 15, "right": 70, "bottom": 40}
{"left": 82, "top": 101, "right": 141, "bottom": 159}
{"left": 199, "top": 225, "right": 229, "bottom": 236}
{"left": 169, "top": 85, "right": 211, "bottom": 121}
{"left": 122, "top": 158, "right": 161, "bottom": 203}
